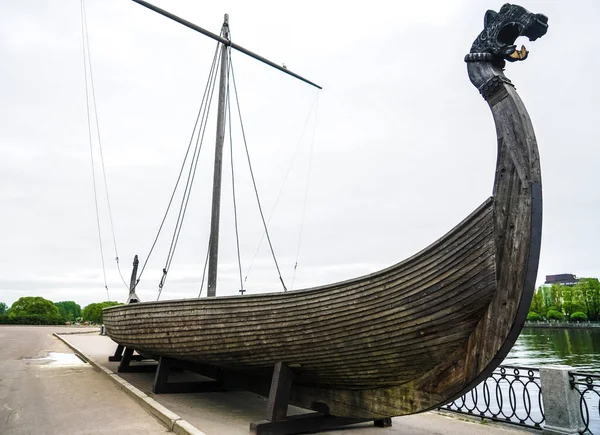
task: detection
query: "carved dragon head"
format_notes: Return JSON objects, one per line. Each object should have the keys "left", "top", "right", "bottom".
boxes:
{"left": 470, "top": 4, "right": 548, "bottom": 65}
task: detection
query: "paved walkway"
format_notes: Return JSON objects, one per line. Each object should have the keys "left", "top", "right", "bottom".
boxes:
{"left": 0, "top": 326, "right": 168, "bottom": 435}
{"left": 60, "top": 332, "right": 532, "bottom": 435}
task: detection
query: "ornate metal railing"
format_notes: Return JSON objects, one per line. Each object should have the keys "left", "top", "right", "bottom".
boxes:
{"left": 440, "top": 365, "right": 544, "bottom": 430}
{"left": 570, "top": 372, "right": 600, "bottom": 434}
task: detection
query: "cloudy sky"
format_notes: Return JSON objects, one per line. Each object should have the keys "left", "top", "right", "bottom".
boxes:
{"left": 1, "top": 0, "right": 598, "bottom": 308}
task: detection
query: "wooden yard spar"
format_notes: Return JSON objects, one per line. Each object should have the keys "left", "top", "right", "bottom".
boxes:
{"left": 104, "top": 2, "right": 549, "bottom": 425}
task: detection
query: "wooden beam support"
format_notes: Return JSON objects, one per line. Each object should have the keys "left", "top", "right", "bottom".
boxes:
{"left": 108, "top": 344, "right": 124, "bottom": 362}
{"left": 115, "top": 347, "right": 156, "bottom": 372}
{"left": 251, "top": 362, "right": 390, "bottom": 434}
{"left": 108, "top": 345, "right": 147, "bottom": 362}
{"left": 117, "top": 347, "right": 134, "bottom": 372}
{"left": 266, "top": 362, "right": 293, "bottom": 422}
{"left": 374, "top": 417, "right": 392, "bottom": 427}
{"left": 250, "top": 413, "right": 372, "bottom": 435}
{"left": 152, "top": 356, "right": 226, "bottom": 394}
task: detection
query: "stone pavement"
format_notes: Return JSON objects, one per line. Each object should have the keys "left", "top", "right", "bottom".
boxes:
{"left": 59, "top": 332, "right": 533, "bottom": 435}
{"left": 0, "top": 326, "right": 168, "bottom": 435}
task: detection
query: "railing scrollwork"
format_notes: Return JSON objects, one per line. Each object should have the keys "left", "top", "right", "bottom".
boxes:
{"left": 570, "top": 372, "right": 600, "bottom": 434}
{"left": 441, "top": 365, "right": 544, "bottom": 429}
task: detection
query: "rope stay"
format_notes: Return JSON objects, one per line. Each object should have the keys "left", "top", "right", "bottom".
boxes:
{"left": 229, "top": 57, "right": 287, "bottom": 292}
{"left": 292, "top": 94, "right": 319, "bottom": 290}
{"left": 226, "top": 55, "right": 245, "bottom": 295}
{"left": 80, "top": 0, "right": 129, "bottom": 292}
{"left": 130, "top": 41, "right": 220, "bottom": 295}
{"left": 138, "top": 47, "right": 221, "bottom": 290}
{"left": 80, "top": 0, "right": 110, "bottom": 300}
{"left": 197, "top": 241, "right": 211, "bottom": 297}
{"left": 154, "top": 43, "right": 222, "bottom": 300}
{"left": 242, "top": 94, "right": 320, "bottom": 284}
{"left": 158, "top": 49, "right": 221, "bottom": 299}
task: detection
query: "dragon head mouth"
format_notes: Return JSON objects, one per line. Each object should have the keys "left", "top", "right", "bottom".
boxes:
{"left": 471, "top": 3, "right": 548, "bottom": 63}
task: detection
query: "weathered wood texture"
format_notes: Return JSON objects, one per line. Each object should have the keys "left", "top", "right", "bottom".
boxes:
{"left": 105, "top": 198, "right": 497, "bottom": 414}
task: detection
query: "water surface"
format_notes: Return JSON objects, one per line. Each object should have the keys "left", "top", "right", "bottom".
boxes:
{"left": 504, "top": 327, "right": 600, "bottom": 373}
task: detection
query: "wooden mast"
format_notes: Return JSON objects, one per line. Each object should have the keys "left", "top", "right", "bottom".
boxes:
{"left": 206, "top": 14, "right": 230, "bottom": 297}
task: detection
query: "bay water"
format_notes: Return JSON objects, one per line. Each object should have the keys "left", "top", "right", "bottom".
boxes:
{"left": 504, "top": 327, "right": 600, "bottom": 373}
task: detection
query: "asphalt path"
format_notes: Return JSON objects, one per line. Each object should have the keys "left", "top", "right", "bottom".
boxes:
{"left": 0, "top": 326, "right": 168, "bottom": 435}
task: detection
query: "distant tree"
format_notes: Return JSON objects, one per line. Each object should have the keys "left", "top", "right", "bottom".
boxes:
{"left": 573, "top": 278, "right": 600, "bottom": 321}
{"left": 527, "top": 312, "right": 543, "bottom": 321}
{"left": 540, "top": 286, "right": 553, "bottom": 310}
{"left": 529, "top": 287, "right": 546, "bottom": 317}
{"left": 54, "top": 301, "right": 82, "bottom": 321}
{"left": 9, "top": 297, "right": 59, "bottom": 319}
{"left": 0, "top": 302, "right": 7, "bottom": 315}
{"left": 570, "top": 311, "right": 588, "bottom": 322}
{"left": 546, "top": 309, "right": 564, "bottom": 321}
{"left": 549, "top": 284, "right": 564, "bottom": 313}
{"left": 82, "top": 301, "right": 122, "bottom": 324}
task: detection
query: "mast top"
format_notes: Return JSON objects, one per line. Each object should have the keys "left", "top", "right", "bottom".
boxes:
{"left": 222, "top": 14, "right": 229, "bottom": 38}
{"left": 131, "top": 0, "right": 321, "bottom": 89}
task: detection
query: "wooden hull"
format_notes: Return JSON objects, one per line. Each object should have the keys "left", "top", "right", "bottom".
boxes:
{"left": 104, "top": 7, "right": 545, "bottom": 418}
{"left": 106, "top": 197, "right": 496, "bottom": 387}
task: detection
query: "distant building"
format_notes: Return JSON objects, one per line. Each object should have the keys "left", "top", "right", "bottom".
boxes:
{"left": 544, "top": 274, "right": 579, "bottom": 287}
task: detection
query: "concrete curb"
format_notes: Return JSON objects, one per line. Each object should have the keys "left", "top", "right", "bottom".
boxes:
{"left": 53, "top": 333, "right": 207, "bottom": 435}
{"left": 56, "top": 329, "right": 100, "bottom": 335}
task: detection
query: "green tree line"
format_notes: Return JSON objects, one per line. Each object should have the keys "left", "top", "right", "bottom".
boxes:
{"left": 0, "top": 297, "right": 121, "bottom": 325}
{"left": 528, "top": 278, "right": 600, "bottom": 322}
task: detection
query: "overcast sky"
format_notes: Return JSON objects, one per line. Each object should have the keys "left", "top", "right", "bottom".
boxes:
{"left": 1, "top": 0, "right": 598, "bottom": 308}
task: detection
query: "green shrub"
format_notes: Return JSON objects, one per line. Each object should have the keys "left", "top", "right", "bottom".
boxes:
{"left": 9, "top": 296, "right": 59, "bottom": 319}
{"left": 546, "top": 309, "right": 564, "bottom": 321}
{"left": 527, "top": 312, "right": 543, "bottom": 321}
{"left": 0, "top": 313, "right": 66, "bottom": 325}
{"left": 82, "top": 301, "right": 122, "bottom": 324}
{"left": 54, "top": 301, "right": 82, "bottom": 321}
{"left": 570, "top": 311, "right": 588, "bottom": 322}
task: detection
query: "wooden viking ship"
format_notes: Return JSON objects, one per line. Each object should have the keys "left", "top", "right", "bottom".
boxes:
{"left": 104, "top": 2, "right": 548, "bottom": 424}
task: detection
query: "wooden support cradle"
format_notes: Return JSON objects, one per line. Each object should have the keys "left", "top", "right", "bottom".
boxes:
{"left": 152, "top": 356, "right": 226, "bottom": 394}
{"left": 108, "top": 345, "right": 156, "bottom": 372}
{"left": 250, "top": 362, "right": 392, "bottom": 435}
{"left": 108, "top": 352, "right": 392, "bottom": 434}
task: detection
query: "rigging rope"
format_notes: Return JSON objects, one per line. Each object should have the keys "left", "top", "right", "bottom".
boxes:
{"left": 226, "top": 56, "right": 244, "bottom": 294}
{"left": 80, "top": 0, "right": 109, "bottom": 300}
{"left": 292, "top": 94, "right": 319, "bottom": 289}
{"left": 134, "top": 41, "right": 220, "bottom": 291}
{"left": 242, "top": 94, "right": 320, "bottom": 283}
{"left": 158, "top": 59, "right": 221, "bottom": 298}
{"left": 80, "top": 0, "right": 128, "bottom": 291}
{"left": 197, "top": 241, "right": 211, "bottom": 297}
{"left": 156, "top": 44, "right": 222, "bottom": 300}
{"left": 229, "top": 57, "right": 287, "bottom": 292}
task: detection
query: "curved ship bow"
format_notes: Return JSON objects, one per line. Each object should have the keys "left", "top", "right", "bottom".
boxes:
{"left": 289, "top": 3, "right": 548, "bottom": 416}
{"left": 459, "top": 1, "right": 547, "bottom": 397}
